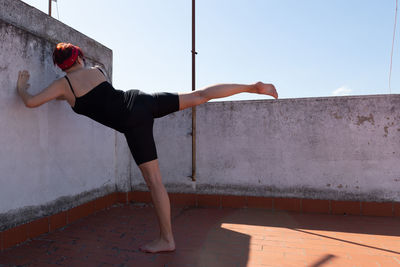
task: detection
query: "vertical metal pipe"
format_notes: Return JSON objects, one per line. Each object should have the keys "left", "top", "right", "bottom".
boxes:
{"left": 48, "top": 0, "right": 52, "bottom": 16}
{"left": 191, "top": 0, "right": 197, "bottom": 182}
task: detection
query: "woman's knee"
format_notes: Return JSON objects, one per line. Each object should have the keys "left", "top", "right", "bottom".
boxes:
{"left": 178, "top": 91, "right": 209, "bottom": 110}
{"left": 144, "top": 173, "right": 163, "bottom": 189}
{"left": 138, "top": 159, "right": 164, "bottom": 189}
{"left": 197, "top": 90, "right": 210, "bottom": 103}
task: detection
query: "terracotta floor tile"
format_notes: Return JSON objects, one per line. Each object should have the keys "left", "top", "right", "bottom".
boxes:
{"left": 1, "top": 205, "right": 400, "bottom": 267}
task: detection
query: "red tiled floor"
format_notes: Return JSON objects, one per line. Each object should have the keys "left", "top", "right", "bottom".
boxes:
{"left": 362, "top": 201, "right": 393, "bottom": 217}
{"left": 1, "top": 204, "right": 400, "bottom": 266}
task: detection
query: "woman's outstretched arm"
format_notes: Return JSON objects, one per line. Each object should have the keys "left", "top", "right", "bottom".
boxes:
{"left": 178, "top": 82, "right": 278, "bottom": 110}
{"left": 17, "top": 70, "right": 64, "bottom": 108}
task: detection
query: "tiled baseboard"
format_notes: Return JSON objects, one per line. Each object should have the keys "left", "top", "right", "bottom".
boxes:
{"left": 125, "top": 191, "right": 400, "bottom": 218}
{"left": 0, "top": 193, "right": 117, "bottom": 252}
{"left": 1, "top": 191, "right": 399, "bottom": 251}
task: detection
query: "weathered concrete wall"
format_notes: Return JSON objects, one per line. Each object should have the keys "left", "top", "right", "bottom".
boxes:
{"left": 126, "top": 109, "right": 193, "bottom": 191}
{"left": 0, "top": 0, "right": 114, "bottom": 230}
{"left": 132, "top": 95, "right": 400, "bottom": 202}
{"left": 1, "top": 0, "right": 399, "bottom": 233}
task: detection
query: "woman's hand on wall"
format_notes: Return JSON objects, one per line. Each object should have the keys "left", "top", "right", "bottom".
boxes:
{"left": 16, "top": 71, "right": 65, "bottom": 108}
{"left": 17, "top": 70, "right": 35, "bottom": 107}
{"left": 17, "top": 70, "right": 30, "bottom": 92}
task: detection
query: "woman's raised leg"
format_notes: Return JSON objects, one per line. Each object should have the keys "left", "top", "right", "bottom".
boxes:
{"left": 135, "top": 82, "right": 277, "bottom": 253}
{"left": 178, "top": 82, "right": 278, "bottom": 110}
{"left": 138, "top": 159, "right": 175, "bottom": 253}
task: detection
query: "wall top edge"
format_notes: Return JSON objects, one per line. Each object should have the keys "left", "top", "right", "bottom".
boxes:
{"left": 0, "top": 0, "right": 112, "bottom": 66}
{"left": 208, "top": 94, "right": 400, "bottom": 105}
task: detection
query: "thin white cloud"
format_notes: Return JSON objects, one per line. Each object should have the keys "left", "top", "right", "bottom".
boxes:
{"left": 332, "top": 86, "right": 352, "bottom": 96}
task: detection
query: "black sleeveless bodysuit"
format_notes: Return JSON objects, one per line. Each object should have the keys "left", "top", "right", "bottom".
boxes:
{"left": 65, "top": 68, "right": 180, "bottom": 165}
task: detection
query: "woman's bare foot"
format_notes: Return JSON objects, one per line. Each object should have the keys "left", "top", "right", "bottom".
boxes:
{"left": 140, "top": 238, "right": 176, "bottom": 253}
{"left": 251, "top": 82, "right": 278, "bottom": 99}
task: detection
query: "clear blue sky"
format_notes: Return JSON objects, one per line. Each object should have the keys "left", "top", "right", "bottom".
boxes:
{"left": 22, "top": 0, "right": 399, "bottom": 100}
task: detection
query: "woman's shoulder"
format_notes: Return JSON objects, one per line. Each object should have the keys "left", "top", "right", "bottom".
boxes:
{"left": 90, "top": 65, "right": 107, "bottom": 79}
{"left": 90, "top": 65, "right": 105, "bottom": 73}
{"left": 53, "top": 76, "right": 68, "bottom": 87}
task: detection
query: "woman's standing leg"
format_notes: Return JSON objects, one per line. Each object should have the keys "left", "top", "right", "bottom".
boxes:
{"left": 129, "top": 81, "right": 277, "bottom": 253}
{"left": 138, "top": 159, "right": 175, "bottom": 253}
{"left": 178, "top": 82, "right": 278, "bottom": 110}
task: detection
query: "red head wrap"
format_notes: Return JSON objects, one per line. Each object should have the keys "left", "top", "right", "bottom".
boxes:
{"left": 57, "top": 46, "right": 79, "bottom": 70}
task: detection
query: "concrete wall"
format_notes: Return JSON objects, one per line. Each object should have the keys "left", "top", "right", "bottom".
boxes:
{"left": 122, "top": 108, "right": 193, "bottom": 192}
{"left": 0, "top": 0, "right": 114, "bottom": 230}
{"left": 132, "top": 95, "right": 400, "bottom": 203}
{"left": 1, "top": 0, "right": 399, "bottom": 232}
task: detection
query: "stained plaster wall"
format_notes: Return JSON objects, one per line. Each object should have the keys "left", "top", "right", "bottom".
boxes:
{"left": 132, "top": 95, "right": 400, "bottom": 203}
{"left": 0, "top": 0, "right": 115, "bottom": 230}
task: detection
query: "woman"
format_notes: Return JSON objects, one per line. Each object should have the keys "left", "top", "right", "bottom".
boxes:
{"left": 17, "top": 43, "right": 278, "bottom": 253}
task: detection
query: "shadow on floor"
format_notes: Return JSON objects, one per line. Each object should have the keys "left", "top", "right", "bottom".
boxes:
{"left": 0, "top": 204, "right": 399, "bottom": 267}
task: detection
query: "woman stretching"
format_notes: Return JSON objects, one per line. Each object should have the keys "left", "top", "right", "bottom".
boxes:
{"left": 17, "top": 43, "right": 278, "bottom": 253}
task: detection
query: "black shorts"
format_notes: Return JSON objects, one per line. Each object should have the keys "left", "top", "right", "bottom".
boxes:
{"left": 123, "top": 90, "right": 180, "bottom": 166}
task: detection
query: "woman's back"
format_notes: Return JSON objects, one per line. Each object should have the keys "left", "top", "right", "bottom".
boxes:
{"left": 64, "top": 67, "right": 134, "bottom": 132}
{"left": 64, "top": 67, "right": 107, "bottom": 105}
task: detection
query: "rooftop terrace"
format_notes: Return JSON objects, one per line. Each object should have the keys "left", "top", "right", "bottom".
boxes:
{"left": 1, "top": 1, "right": 400, "bottom": 266}
{"left": 1, "top": 199, "right": 400, "bottom": 267}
